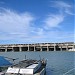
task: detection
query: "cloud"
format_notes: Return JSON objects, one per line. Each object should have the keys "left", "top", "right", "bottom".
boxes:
{"left": 0, "top": 8, "right": 48, "bottom": 44}
{"left": 65, "top": 8, "right": 75, "bottom": 15}
{"left": 51, "top": 1, "right": 71, "bottom": 8}
{"left": 0, "top": 8, "right": 35, "bottom": 38}
{"left": 43, "top": 1, "right": 74, "bottom": 29}
{"left": 50, "top": 1, "right": 74, "bottom": 15}
{"left": 0, "top": 1, "right": 74, "bottom": 44}
{"left": 25, "top": 31, "right": 74, "bottom": 43}
{"left": 0, "top": 8, "right": 46, "bottom": 43}
{"left": 44, "top": 14, "right": 64, "bottom": 28}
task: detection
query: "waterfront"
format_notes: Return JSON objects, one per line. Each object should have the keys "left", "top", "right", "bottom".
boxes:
{"left": 0, "top": 51, "right": 75, "bottom": 75}
{"left": 0, "top": 42, "right": 74, "bottom": 52}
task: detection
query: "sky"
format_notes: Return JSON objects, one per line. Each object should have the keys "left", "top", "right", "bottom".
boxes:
{"left": 0, "top": 0, "right": 74, "bottom": 44}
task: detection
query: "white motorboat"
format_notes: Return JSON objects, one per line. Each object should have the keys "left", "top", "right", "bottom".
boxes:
{"left": 5, "top": 59, "right": 47, "bottom": 75}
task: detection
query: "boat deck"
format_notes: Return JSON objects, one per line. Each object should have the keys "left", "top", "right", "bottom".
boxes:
{"left": 13, "top": 59, "right": 39, "bottom": 68}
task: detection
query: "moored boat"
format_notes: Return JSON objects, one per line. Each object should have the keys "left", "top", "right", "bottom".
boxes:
{"left": 5, "top": 59, "right": 47, "bottom": 75}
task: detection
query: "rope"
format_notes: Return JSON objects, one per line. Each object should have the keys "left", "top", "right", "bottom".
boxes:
{"left": 63, "top": 68, "right": 75, "bottom": 75}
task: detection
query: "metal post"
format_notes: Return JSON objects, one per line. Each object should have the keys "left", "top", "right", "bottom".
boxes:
{"left": 54, "top": 43, "right": 56, "bottom": 51}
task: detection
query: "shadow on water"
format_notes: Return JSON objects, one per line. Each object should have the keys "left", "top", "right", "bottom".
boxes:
{"left": 46, "top": 67, "right": 54, "bottom": 75}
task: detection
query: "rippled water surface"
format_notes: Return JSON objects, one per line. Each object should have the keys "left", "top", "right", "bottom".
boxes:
{"left": 0, "top": 51, "right": 75, "bottom": 75}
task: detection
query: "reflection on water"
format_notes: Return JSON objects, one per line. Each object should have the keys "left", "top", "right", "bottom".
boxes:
{"left": 0, "top": 51, "right": 75, "bottom": 75}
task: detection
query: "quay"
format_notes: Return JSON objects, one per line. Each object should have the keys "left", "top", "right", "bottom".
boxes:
{"left": 0, "top": 42, "right": 75, "bottom": 52}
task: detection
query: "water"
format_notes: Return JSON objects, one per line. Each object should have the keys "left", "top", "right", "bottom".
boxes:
{"left": 0, "top": 51, "right": 75, "bottom": 75}
{"left": 0, "top": 56, "right": 12, "bottom": 66}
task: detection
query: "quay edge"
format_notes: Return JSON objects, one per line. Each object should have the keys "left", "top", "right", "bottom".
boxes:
{"left": 0, "top": 42, "right": 75, "bottom": 52}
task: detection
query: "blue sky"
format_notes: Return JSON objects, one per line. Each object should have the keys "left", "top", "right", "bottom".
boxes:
{"left": 0, "top": 0, "right": 74, "bottom": 44}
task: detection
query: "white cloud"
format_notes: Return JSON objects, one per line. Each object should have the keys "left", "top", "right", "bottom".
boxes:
{"left": 24, "top": 31, "right": 74, "bottom": 43}
{"left": 0, "top": 8, "right": 46, "bottom": 42}
{"left": 0, "top": 8, "right": 35, "bottom": 38}
{"left": 50, "top": 1, "right": 74, "bottom": 15}
{"left": 43, "top": 1, "right": 74, "bottom": 29}
{"left": 52, "top": 1, "right": 71, "bottom": 8}
{"left": 0, "top": 8, "right": 50, "bottom": 44}
{"left": 33, "top": 28, "right": 44, "bottom": 35}
{"left": 0, "top": 4, "right": 74, "bottom": 43}
{"left": 44, "top": 14, "right": 64, "bottom": 28}
{"left": 65, "top": 8, "right": 75, "bottom": 15}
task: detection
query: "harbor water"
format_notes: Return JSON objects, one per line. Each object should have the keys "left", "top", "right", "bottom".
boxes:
{"left": 0, "top": 51, "right": 75, "bottom": 75}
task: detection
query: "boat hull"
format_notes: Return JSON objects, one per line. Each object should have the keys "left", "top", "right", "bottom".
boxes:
{"left": 34, "top": 67, "right": 46, "bottom": 75}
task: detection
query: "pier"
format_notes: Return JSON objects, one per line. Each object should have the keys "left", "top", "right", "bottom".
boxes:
{"left": 0, "top": 42, "right": 75, "bottom": 52}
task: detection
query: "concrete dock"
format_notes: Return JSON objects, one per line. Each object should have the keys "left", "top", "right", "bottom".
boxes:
{"left": 0, "top": 42, "right": 75, "bottom": 52}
